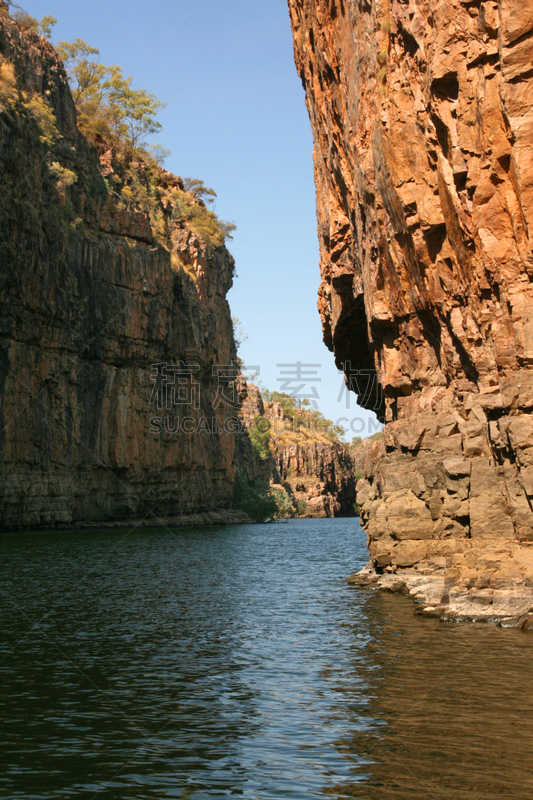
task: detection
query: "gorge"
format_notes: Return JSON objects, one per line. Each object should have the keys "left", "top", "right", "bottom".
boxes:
{"left": 2, "top": 3, "right": 533, "bottom": 796}
{"left": 2, "top": 0, "right": 533, "bottom": 623}
{"left": 0, "top": 6, "right": 360, "bottom": 529}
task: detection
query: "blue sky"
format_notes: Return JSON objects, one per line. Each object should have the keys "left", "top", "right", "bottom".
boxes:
{"left": 21, "top": 0, "right": 380, "bottom": 438}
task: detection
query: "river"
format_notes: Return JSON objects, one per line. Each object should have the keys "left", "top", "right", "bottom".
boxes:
{"left": 1, "top": 518, "right": 532, "bottom": 799}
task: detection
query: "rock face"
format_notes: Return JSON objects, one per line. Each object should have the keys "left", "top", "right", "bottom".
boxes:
{"left": 0, "top": 14, "right": 242, "bottom": 529}
{"left": 241, "top": 384, "right": 357, "bottom": 516}
{"left": 289, "top": 0, "right": 533, "bottom": 622}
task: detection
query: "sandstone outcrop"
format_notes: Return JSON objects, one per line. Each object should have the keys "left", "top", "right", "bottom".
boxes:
{"left": 241, "top": 384, "right": 358, "bottom": 516}
{"left": 0, "top": 12, "right": 243, "bottom": 529}
{"left": 289, "top": 0, "right": 533, "bottom": 623}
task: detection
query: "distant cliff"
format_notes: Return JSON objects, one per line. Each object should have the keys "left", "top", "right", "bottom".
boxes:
{"left": 241, "top": 384, "right": 358, "bottom": 517}
{"left": 289, "top": 0, "right": 533, "bottom": 625}
{"left": 0, "top": 11, "right": 244, "bottom": 529}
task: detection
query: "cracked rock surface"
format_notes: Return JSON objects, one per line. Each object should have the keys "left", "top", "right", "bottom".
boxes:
{"left": 0, "top": 15, "right": 241, "bottom": 529}
{"left": 289, "top": 0, "right": 533, "bottom": 623}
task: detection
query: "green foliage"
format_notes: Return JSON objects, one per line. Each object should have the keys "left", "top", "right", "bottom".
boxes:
{"left": 115, "top": 83, "right": 164, "bottom": 147}
{"left": 147, "top": 143, "right": 171, "bottom": 166}
{"left": 38, "top": 14, "right": 56, "bottom": 38}
{"left": 2, "top": 11, "right": 236, "bottom": 256}
{"left": 355, "top": 470, "right": 364, "bottom": 481}
{"left": 349, "top": 431, "right": 382, "bottom": 451}
{"left": 24, "top": 95, "right": 59, "bottom": 146}
{"left": 250, "top": 415, "right": 271, "bottom": 460}
{"left": 10, "top": 10, "right": 56, "bottom": 38}
{"left": 233, "top": 475, "right": 279, "bottom": 522}
{"left": 49, "top": 161, "right": 77, "bottom": 198}
{"left": 261, "top": 389, "right": 347, "bottom": 442}
{"left": 263, "top": 390, "right": 297, "bottom": 415}
{"left": 183, "top": 177, "right": 217, "bottom": 205}
{"left": 233, "top": 474, "right": 295, "bottom": 521}
{"left": 271, "top": 487, "right": 295, "bottom": 518}
{"left": 216, "top": 218, "right": 237, "bottom": 240}
{"left": 303, "top": 408, "right": 346, "bottom": 441}
{"left": 231, "top": 316, "right": 248, "bottom": 352}
{"left": 297, "top": 498, "right": 307, "bottom": 516}
{"left": 171, "top": 190, "right": 236, "bottom": 245}
{"left": 55, "top": 38, "right": 165, "bottom": 147}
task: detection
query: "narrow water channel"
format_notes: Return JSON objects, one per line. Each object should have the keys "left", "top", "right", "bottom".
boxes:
{"left": 1, "top": 518, "right": 532, "bottom": 799}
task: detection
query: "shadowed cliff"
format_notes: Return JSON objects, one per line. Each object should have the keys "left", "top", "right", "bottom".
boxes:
{"left": 0, "top": 9, "right": 246, "bottom": 529}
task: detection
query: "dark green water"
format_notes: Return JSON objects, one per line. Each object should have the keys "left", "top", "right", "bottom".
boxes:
{"left": 0, "top": 518, "right": 532, "bottom": 799}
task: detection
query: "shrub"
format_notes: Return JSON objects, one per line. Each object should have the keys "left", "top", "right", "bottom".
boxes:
{"left": 12, "top": 11, "right": 56, "bottom": 38}
{"left": 231, "top": 316, "right": 248, "bottom": 352}
{"left": 250, "top": 415, "right": 271, "bottom": 460}
{"left": 0, "top": 59, "right": 16, "bottom": 98}
{"left": 233, "top": 475, "right": 279, "bottom": 522}
{"left": 271, "top": 487, "right": 295, "bottom": 518}
{"left": 172, "top": 190, "right": 236, "bottom": 246}
{"left": 147, "top": 143, "right": 171, "bottom": 166}
{"left": 183, "top": 177, "right": 217, "bottom": 204}
{"left": 49, "top": 161, "right": 77, "bottom": 200}
{"left": 55, "top": 38, "right": 165, "bottom": 148}
{"left": 297, "top": 498, "right": 307, "bottom": 516}
{"left": 24, "top": 95, "right": 59, "bottom": 147}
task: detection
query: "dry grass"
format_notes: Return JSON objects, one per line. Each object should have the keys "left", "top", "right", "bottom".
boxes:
{"left": 0, "top": 59, "right": 17, "bottom": 100}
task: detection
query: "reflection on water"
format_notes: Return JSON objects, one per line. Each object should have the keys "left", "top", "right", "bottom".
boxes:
{"left": 0, "top": 519, "right": 532, "bottom": 799}
{"left": 331, "top": 592, "right": 533, "bottom": 799}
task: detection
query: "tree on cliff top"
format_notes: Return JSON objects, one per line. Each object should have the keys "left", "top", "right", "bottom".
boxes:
{"left": 260, "top": 388, "right": 347, "bottom": 442}
{"left": 1, "top": 6, "right": 56, "bottom": 38}
{"left": 3, "top": 10, "right": 165, "bottom": 149}
{"left": 4, "top": 6, "right": 236, "bottom": 246}
{"left": 56, "top": 38, "right": 165, "bottom": 147}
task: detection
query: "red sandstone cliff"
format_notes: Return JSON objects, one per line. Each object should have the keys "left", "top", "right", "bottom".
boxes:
{"left": 289, "top": 0, "right": 533, "bottom": 624}
{"left": 241, "top": 384, "right": 358, "bottom": 516}
{"left": 0, "top": 12, "right": 244, "bottom": 529}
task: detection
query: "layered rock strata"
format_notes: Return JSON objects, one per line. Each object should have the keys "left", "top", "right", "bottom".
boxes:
{"left": 0, "top": 14, "right": 242, "bottom": 529}
{"left": 241, "top": 384, "right": 357, "bottom": 516}
{"left": 289, "top": 0, "right": 533, "bottom": 623}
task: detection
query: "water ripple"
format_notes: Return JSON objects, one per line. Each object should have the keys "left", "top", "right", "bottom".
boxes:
{"left": 1, "top": 519, "right": 532, "bottom": 798}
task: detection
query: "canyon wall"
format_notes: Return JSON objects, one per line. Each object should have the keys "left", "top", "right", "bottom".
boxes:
{"left": 289, "top": 0, "right": 533, "bottom": 623}
{"left": 0, "top": 13, "right": 243, "bottom": 529}
{"left": 241, "top": 384, "right": 358, "bottom": 516}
